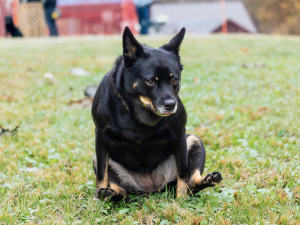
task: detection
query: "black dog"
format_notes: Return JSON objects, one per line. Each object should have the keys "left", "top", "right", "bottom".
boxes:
{"left": 92, "top": 27, "right": 222, "bottom": 201}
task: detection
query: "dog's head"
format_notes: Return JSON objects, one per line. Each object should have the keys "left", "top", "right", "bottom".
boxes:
{"left": 121, "top": 27, "right": 185, "bottom": 125}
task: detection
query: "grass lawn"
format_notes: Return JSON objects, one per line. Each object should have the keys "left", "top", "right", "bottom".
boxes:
{"left": 0, "top": 34, "right": 299, "bottom": 224}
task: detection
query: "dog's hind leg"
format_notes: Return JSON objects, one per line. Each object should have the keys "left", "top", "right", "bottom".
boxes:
{"left": 187, "top": 135, "right": 223, "bottom": 194}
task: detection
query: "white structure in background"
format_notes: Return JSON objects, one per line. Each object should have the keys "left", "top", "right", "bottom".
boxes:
{"left": 150, "top": 1, "right": 257, "bottom": 34}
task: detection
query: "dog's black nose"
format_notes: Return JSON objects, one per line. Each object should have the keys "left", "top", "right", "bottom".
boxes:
{"left": 163, "top": 99, "right": 176, "bottom": 111}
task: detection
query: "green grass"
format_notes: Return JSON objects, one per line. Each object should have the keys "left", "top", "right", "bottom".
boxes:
{"left": 0, "top": 35, "right": 299, "bottom": 224}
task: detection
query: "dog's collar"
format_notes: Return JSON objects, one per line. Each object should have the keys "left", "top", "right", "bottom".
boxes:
{"left": 117, "top": 93, "right": 129, "bottom": 111}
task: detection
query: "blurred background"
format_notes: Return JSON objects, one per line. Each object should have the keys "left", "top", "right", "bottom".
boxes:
{"left": 1, "top": 0, "right": 300, "bottom": 37}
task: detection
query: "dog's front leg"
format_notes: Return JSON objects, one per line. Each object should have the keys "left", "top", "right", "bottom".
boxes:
{"left": 174, "top": 135, "right": 189, "bottom": 198}
{"left": 94, "top": 129, "right": 128, "bottom": 201}
{"left": 94, "top": 129, "right": 110, "bottom": 199}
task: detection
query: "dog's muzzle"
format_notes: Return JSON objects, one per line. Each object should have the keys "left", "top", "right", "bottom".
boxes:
{"left": 139, "top": 96, "right": 177, "bottom": 117}
{"left": 156, "top": 99, "right": 178, "bottom": 116}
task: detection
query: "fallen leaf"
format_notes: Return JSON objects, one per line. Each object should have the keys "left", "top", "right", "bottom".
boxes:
{"left": 118, "top": 208, "right": 129, "bottom": 214}
{"left": 243, "top": 63, "right": 267, "bottom": 68}
{"left": 84, "top": 85, "right": 98, "bottom": 98}
{"left": 70, "top": 68, "right": 89, "bottom": 76}
{"left": 68, "top": 98, "right": 93, "bottom": 109}
{"left": 44, "top": 72, "right": 56, "bottom": 83}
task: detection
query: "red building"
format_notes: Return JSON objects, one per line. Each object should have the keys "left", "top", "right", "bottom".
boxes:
{"left": 57, "top": 0, "right": 138, "bottom": 35}
{"left": 0, "top": 0, "right": 8, "bottom": 36}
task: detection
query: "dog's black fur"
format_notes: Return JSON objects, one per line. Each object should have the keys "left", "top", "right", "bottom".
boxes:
{"left": 92, "top": 27, "right": 222, "bottom": 201}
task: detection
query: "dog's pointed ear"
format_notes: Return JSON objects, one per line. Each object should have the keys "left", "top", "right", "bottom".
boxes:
{"left": 161, "top": 27, "right": 186, "bottom": 56}
{"left": 123, "top": 26, "right": 144, "bottom": 66}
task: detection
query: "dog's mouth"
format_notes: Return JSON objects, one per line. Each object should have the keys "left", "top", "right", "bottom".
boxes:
{"left": 154, "top": 104, "right": 178, "bottom": 116}
{"left": 139, "top": 96, "right": 177, "bottom": 117}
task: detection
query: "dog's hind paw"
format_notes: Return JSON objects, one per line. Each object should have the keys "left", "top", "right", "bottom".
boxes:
{"left": 192, "top": 172, "right": 223, "bottom": 193}
{"left": 203, "top": 172, "right": 222, "bottom": 186}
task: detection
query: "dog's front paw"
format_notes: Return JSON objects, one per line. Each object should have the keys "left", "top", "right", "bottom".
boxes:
{"left": 96, "top": 188, "right": 116, "bottom": 200}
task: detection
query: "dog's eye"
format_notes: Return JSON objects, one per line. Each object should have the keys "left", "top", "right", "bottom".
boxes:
{"left": 145, "top": 80, "right": 155, "bottom": 86}
{"left": 171, "top": 78, "right": 179, "bottom": 85}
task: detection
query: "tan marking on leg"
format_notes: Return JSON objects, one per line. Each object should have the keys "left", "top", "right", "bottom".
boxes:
{"left": 133, "top": 81, "right": 138, "bottom": 89}
{"left": 189, "top": 169, "right": 204, "bottom": 187}
{"left": 139, "top": 96, "right": 155, "bottom": 111}
{"left": 187, "top": 135, "right": 201, "bottom": 151}
{"left": 109, "top": 182, "right": 126, "bottom": 195}
{"left": 176, "top": 176, "right": 188, "bottom": 198}
{"left": 155, "top": 76, "right": 159, "bottom": 81}
{"left": 96, "top": 154, "right": 109, "bottom": 189}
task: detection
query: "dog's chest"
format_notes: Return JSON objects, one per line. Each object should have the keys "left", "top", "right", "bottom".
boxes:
{"left": 107, "top": 126, "right": 175, "bottom": 171}
{"left": 121, "top": 127, "right": 152, "bottom": 144}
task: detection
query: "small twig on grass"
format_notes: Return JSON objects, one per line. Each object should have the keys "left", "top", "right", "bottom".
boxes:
{"left": 0, "top": 125, "right": 19, "bottom": 137}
